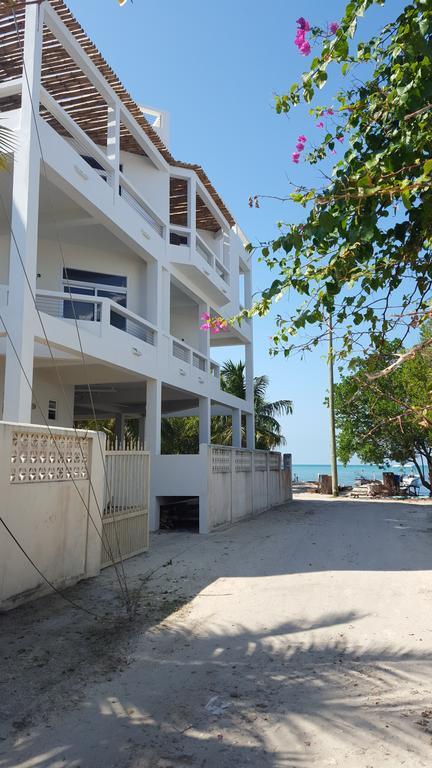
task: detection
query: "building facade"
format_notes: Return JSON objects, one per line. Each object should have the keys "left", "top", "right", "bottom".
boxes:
{"left": 0, "top": 0, "right": 256, "bottom": 531}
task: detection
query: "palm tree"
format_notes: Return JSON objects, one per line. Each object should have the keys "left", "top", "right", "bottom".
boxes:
{"left": 216, "top": 360, "right": 293, "bottom": 450}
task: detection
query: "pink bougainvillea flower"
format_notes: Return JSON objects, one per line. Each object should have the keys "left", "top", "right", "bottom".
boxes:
{"left": 329, "top": 22, "right": 339, "bottom": 34}
{"left": 300, "top": 41, "right": 311, "bottom": 55}
{"left": 316, "top": 121, "right": 324, "bottom": 128}
{"left": 201, "top": 315, "right": 229, "bottom": 334}
{"left": 292, "top": 152, "right": 301, "bottom": 163}
{"left": 296, "top": 142, "right": 305, "bottom": 151}
{"left": 326, "top": 108, "right": 334, "bottom": 116}
{"left": 337, "top": 135, "right": 344, "bottom": 143}
{"left": 296, "top": 17, "right": 310, "bottom": 31}
{"left": 298, "top": 135, "right": 307, "bottom": 143}
{"left": 331, "top": 149, "right": 337, "bottom": 155}
{"left": 294, "top": 30, "right": 306, "bottom": 48}
{"left": 201, "top": 312, "right": 211, "bottom": 321}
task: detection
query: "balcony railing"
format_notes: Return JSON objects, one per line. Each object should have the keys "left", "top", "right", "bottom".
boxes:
{"left": 39, "top": 87, "right": 164, "bottom": 241}
{"left": 171, "top": 337, "right": 212, "bottom": 377}
{"left": 35, "top": 289, "right": 157, "bottom": 347}
{"left": 119, "top": 174, "right": 165, "bottom": 237}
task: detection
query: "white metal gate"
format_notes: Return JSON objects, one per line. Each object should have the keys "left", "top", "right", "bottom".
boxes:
{"left": 101, "top": 451, "right": 150, "bottom": 568}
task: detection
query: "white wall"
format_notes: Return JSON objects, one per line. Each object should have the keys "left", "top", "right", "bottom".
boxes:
{"left": 32, "top": 368, "right": 75, "bottom": 428}
{"left": 120, "top": 151, "right": 169, "bottom": 224}
{"left": 37, "top": 237, "right": 148, "bottom": 319}
{"left": 0, "top": 422, "right": 104, "bottom": 610}
{"left": 170, "top": 303, "right": 201, "bottom": 349}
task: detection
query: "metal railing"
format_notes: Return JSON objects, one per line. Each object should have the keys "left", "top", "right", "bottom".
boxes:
{"left": 196, "top": 234, "right": 215, "bottom": 267}
{"left": 119, "top": 174, "right": 164, "bottom": 237}
{"left": 210, "top": 360, "right": 221, "bottom": 382}
{"left": 192, "top": 351, "right": 207, "bottom": 372}
{"left": 172, "top": 339, "right": 191, "bottom": 363}
{"left": 35, "top": 289, "right": 156, "bottom": 347}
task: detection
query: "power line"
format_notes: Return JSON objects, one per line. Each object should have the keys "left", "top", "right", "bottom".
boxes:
{"left": 0, "top": 310, "right": 128, "bottom": 593}
{"left": 0, "top": 200, "right": 131, "bottom": 609}
{"left": 0, "top": 516, "right": 101, "bottom": 620}
{"left": 10, "top": 5, "right": 133, "bottom": 608}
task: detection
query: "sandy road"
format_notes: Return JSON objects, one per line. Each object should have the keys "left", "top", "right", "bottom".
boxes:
{"left": 1, "top": 494, "right": 432, "bottom": 767}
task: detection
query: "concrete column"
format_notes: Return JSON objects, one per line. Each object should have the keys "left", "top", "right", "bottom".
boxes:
{"left": 246, "top": 413, "right": 255, "bottom": 450}
{"left": 188, "top": 176, "right": 197, "bottom": 251}
{"left": 3, "top": 3, "right": 44, "bottom": 423}
{"left": 245, "top": 342, "right": 254, "bottom": 404}
{"left": 114, "top": 413, "right": 125, "bottom": 449}
{"left": 158, "top": 267, "right": 171, "bottom": 334}
{"left": 199, "top": 396, "right": 211, "bottom": 446}
{"left": 198, "top": 302, "right": 210, "bottom": 356}
{"left": 145, "top": 260, "right": 158, "bottom": 325}
{"left": 145, "top": 379, "right": 162, "bottom": 454}
{"left": 107, "top": 102, "right": 120, "bottom": 203}
{"left": 232, "top": 408, "right": 242, "bottom": 448}
{"left": 244, "top": 270, "right": 253, "bottom": 309}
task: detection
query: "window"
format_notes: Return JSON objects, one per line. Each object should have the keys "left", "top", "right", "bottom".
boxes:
{"left": 48, "top": 400, "right": 57, "bottom": 421}
{"left": 62, "top": 268, "right": 127, "bottom": 329}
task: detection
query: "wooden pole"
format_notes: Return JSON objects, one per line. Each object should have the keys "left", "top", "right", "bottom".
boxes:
{"left": 328, "top": 314, "right": 339, "bottom": 497}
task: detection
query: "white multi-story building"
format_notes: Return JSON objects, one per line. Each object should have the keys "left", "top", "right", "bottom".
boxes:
{"left": 0, "top": 0, "right": 257, "bottom": 533}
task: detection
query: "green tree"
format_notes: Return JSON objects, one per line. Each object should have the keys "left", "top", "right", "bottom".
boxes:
{"left": 333, "top": 329, "right": 432, "bottom": 493}
{"left": 160, "top": 361, "right": 293, "bottom": 453}
{"left": 217, "top": 360, "right": 293, "bottom": 449}
{"left": 243, "top": 0, "right": 432, "bottom": 374}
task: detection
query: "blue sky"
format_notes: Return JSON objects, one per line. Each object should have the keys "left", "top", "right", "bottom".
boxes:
{"left": 68, "top": 0, "right": 406, "bottom": 462}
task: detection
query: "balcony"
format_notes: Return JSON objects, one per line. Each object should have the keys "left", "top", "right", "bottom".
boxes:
{"left": 34, "top": 289, "right": 157, "bottom": 360}
{"left": 169, "top": 336, "right": 221, "bottom": 389}
{"left": 169, "top": 227, "right": 231, "bottom": 306}
{"left": 37, "top": 86, "right": 166, "bottom": 255}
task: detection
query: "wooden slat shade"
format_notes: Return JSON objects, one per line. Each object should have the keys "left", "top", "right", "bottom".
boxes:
{"left": 0, "top": 0, "right": 235, "bottom": 227}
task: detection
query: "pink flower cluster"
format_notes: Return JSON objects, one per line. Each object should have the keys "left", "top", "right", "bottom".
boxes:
{"left": 292, "top": 134, "right": 307, "bottom": 164}
{"left": 294, "top": 19, "right": 339, "bottom": 56}
{"left": 316, "top": 108, "right": 335, "bottom": 128}
{"left": 294, "top": 17, "right": 311, "bottom": 56}
{"left": 200, "top": 312, "right": 228, "bottom": 335}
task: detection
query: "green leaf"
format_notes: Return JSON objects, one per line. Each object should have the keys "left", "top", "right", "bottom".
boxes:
{"left": 423, "top": 159, "right": 432, "bottom": 177}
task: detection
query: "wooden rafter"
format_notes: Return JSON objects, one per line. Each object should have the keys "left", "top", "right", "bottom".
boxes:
{"left": 0, "top": 0, "right": 236, "bottom": 227}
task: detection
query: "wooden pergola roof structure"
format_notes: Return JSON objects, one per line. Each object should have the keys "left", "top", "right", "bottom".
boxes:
{"left": 0, "top": 0, "right": 235, "bottom": 229}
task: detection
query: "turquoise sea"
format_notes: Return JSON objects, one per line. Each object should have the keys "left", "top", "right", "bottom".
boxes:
{"left": 292, "top": 464, "right": 430, "bottom": 497}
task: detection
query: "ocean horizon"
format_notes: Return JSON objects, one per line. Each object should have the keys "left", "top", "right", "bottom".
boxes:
{"left": 292, "top": 463, "right": 430, "bottom": 496}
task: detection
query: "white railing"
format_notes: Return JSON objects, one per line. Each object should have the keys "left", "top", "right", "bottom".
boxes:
{"left": 104, "top": 451, "right": 150, "bottom": 516}
{"left": 36, "top": 290, "right": 102, "bottom": 322}
{"left": 102, "top": 450, "right": 150, "bottom": 567}
{"left": 171, "top": 337, "right": 209, "bottom": 374}
{"left": 109, "top": 303, "right": 157, "bottom": 346}
{"left": 39, "top": 87, "right": 164, "bottom": 240}
{"left": 35, "top": 289, "right": 156, "bottom": 347}
{"left": 40, "top": 87, "right": 115, "bottom": 188}
{"left": 192, "top": 351, "right": 207, "bottom": 372}
{"left": 119, "top": 173, "right": 164, "bottom": 237}
{"left": 196, "top": 233, "right": 216, "bottom": 267}
{"left": 172, "top": 339, "right": 191, "bottom": 363}
{"left": 210, "top": 360, "right": 221, "bottom": 383}
{"left": 215, "top": 257, "right": 229, "bottom": 284}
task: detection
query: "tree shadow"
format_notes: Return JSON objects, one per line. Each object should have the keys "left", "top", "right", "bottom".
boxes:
{"left": 1, "top": 496, "right": 432, "bottom": 766}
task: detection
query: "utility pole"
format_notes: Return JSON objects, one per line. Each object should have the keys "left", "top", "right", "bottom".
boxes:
{"left": 328, "top": 314, "right": 339, "bottom": 497}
